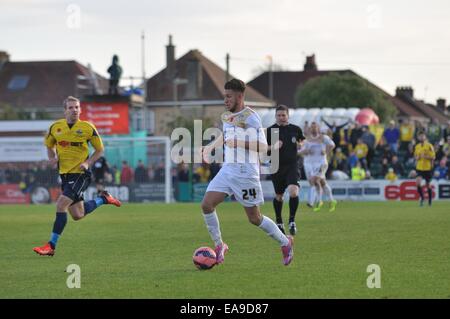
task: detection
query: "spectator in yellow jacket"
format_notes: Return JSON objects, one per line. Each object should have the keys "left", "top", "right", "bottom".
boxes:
{"left": 353, "top": 138, "right": 368, "bottom": 170}
{"left": 385, "top": 168, "right": 398, "bottom": 182}
{"left": 351, "top": 161, "right": 366, "bottom": 181}
{"left": 400, "top": 119, "right": 415, "bottom": 151}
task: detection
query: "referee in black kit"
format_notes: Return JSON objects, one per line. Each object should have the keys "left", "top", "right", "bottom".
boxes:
{"left": 266, "top": 105, "right": 305, "bottom": 236}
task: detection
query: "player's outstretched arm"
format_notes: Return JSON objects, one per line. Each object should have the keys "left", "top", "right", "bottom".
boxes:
{"left": 226, "top": 138, "right": 268, "bottom": 153}
{"left": 298, "top": 146, "right": 310, "bottom": 157}
{"left": 203, "top": 132, "right": 224, "bottom": 153}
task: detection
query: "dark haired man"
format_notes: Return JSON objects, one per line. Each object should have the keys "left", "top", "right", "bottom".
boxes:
{"left": 201, "top": 79, "right": 294, "bottom": 266}
{"left": 414, "top": 131, "right": 435, "bottom": 206}
{"left": 266, "top": 105, "right": 305, "bottom": 235}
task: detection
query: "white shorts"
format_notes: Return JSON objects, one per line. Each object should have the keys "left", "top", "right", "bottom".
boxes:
{"left": 206, "top": 166, "right": 264, "bottom": 207}
{"left": 304, "top": 162, "right": 328, "bottom": 180}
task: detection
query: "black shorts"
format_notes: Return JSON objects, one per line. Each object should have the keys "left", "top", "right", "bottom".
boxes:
{"left": 416, "top": 170, "right": 432, "bottom": 183}
{"left": 271, "top": 163, "right": 300, "bottom": 195}
{"left": 60, "top": 171, "right": 92, "bottom": 204}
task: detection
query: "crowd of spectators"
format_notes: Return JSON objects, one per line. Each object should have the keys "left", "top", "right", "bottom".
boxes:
{"left": 322, "top": 119, "right": 450, "bottom": 182}
{"left": 0, "top": 158, "right": 173, "bottom": 192}
{"left": 1, "top": 119, "right": 449, "bottom": 192}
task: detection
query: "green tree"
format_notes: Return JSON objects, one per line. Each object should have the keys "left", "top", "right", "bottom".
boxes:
{"left": 0, "top": 103, "right": 39, "bottom": 120}
{"left": 166, "top": 116, "right": 215, "bottom": 146}
{"left": 0, "top": 103, "right": 19, "bottom": 120}
{"left": 295, "top": 73, "right": 397, "bottom": 122}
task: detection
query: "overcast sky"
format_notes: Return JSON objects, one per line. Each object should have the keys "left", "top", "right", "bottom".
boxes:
{"left": 1, "top": 0, "right": 449, "bottom": 103}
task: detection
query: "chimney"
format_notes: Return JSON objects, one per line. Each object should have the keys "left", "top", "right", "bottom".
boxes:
{"left": 166, "top": 35, "right": 176, "bottom": 80}
{"left": 225, "top": 53, "right": 230, "bottom": 82}
{"left": 304, "top": 54, "right": 318, "bottom": 71}
{"left": 185, "top": 53, "right": 203, "bottom": 99}
{"left": 0, "top": 51, "right": 10, "bottom": 70}
{"left": 436, "top": 98, "right": 447, "bottom": 113}
{"left": 395, "top": 86, "right": 414, "bottom": 99}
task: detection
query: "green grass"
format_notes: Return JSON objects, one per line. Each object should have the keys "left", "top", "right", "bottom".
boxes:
{"left": 0, "top": 201, "right": 449, "bottom": 299}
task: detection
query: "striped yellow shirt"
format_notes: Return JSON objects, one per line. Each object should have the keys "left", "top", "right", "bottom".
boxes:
{"left": 44, "top": 119, "right": 104, "bottom": 174}
{"left": 414, "top": 142, "right": 435, "bottom": 171}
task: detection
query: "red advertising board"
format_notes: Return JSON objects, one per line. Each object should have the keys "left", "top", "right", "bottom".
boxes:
{"left": 0, "top": 184, "right": 30, "bottom": 204}
{"left": 80, "top": 102, "right": 129, "bottom": 135}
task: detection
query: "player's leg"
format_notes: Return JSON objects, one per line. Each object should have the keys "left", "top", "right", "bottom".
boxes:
{"left": 321, "top": 178, "right": 337, "bottom": 212}
{"left": 425, "top": 173, "right": 433, "bottom": 206}
{"left": 286, "top": 184, "right": 299, "bottom": 235}
{"left": 304, "top": 164, "right": 315, "bottom": 208}
{"left": 272, "top": 172, "right": 287, "bottom": 234}
{"left": 201, "top": 167, "right": 232, "bottom": 259}
{"left": 244, "top": 205, "right": 294, "bottom": 266}
{"left": 273, "top": 193, "right": 286, "bottom": 234}
{"left": 201, "top": 191, "right": 227, "bottom": 246}
{"left": 285, "top": 163, "right": 300, "bottom": 235}
{"left": 201, "top": 191, "right": 228, "bottom": 264}
{"left": 416, "top": 174, "right": 424, "bottom": 206}
{"left": 33, "top": 194, "right": 72, "bottom": 256}
{"left": 202, "top": 169, "right": 234, "bottom": 264}
{"left": 307, "top": 182, "right": 315, "bottom": 208}
{"left": 75, "top": 173, "right": 121, "bottom": 217}
{"left": 79, "top": 190, "right": 121, "bottom": 216}
{"left": 312, "top": 176, "right": 323, "bottom": 212}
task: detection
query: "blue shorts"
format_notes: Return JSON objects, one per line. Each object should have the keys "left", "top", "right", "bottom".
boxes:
{"left": 60, "top": 171, "right": 92, "bottom": 204}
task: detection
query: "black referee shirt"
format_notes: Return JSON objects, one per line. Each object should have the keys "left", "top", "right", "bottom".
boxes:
{"left": 267, "top": 123, "right": 305, "bottom": 165}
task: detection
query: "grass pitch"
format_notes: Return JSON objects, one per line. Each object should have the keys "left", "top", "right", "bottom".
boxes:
{"left": 0, "top": 201, "right": 449, "bottom": 298}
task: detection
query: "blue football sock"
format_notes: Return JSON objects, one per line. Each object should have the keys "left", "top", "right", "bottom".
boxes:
{"left": 84, "top": 197, "right": 105, "bottom": 215}
{"left": 49, "top": 212, "right": 67, "bottom": 249}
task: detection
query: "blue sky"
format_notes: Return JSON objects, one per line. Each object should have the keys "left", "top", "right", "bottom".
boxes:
{"left": 1, "top": 0, "right": 449, "bottom": 103}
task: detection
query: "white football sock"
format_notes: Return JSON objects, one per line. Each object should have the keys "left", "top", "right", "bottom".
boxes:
{"left": 308, "top": 186, "right": 315, "bottom": 206}
{"left": 259, "top": 215, "right": 289, "bottom": 246}
{"left": 323, "top": 182, "right": 334, "bottom": 201}
{"left": 315, "top": 184, "right": 323, "bottom": 204}
{"left": 203, "top": 211, "right": 223, "bottom": 247}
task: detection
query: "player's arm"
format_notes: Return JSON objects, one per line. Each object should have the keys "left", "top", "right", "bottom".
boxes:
{"left": 226, "top": 115, "right": 268, "bottom": 153}
{"left": 82, "top": 147, "right": 104, "bottom": 171}
{"left": 226, "top": 136, "right": 268, "bottom": 153}
{"left": 325, "top": 136, "right": 336, "bottom": 155}
{"left": 336, "top": 121, "right": 350, "bottom": 130}
{"left": 81, "top": 126, "right": 105, "bottom": 170}
{"left": 426, "top": 145, "right": 436, "bottom": 167}
{"left": 247, "top": 139, "right": 268, "bottom": 153}
{"left": 424, "top": 146, "right": 436, "bottom": 160}
{"left": 325, "top": 143, "right": 335, "bottom": 155}
{"left": 44, "top": 125, "right": 58, "bottom": 166}
{"left": 269, "top": 140, "right": 283, "bottom": 152}
{"left": 298, "top": 143, "right": 310, "bottom": 156}
{"left": 47, "top": 147, "right": 58, "bottom": 166}
{"left": 413, "top": 145, "right": 422, "bottom": 160}
{"left": 264, "top": 127, "right": 282, "bottom": 152}
{"left": 322, "top": 118, "right": 332, "bottom": 129}
{"left": 296, "top": 127, "right": 306, "bottom": 149}
{"left": 203, "top": 131, "right": 224, "bottom": 154}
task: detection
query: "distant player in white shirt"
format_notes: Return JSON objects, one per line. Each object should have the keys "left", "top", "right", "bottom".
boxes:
{"left": 299, "top": 121, "right": 337, "bottom": 212}
{"left": 201, "top": 79, "right": 294, "bottom": 266}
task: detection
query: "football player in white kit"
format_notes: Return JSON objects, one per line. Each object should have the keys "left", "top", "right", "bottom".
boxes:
{"left": 299, "top": 121, "right": 337, "bottom": 212}
{"left": 201, "top": 79, "right": 294, "bottom": 266}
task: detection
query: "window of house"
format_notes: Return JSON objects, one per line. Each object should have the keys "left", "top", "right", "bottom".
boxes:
{"left": 8, "top": 75, "right": 30, "bottom": 90}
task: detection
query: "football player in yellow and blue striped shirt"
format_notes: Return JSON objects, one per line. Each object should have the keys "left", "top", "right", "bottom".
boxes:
{"left": 33, "top": 96, "right": 121, "bottom": 256}
{"left": 414, "top": 131, "right": 436, "bottom": 206}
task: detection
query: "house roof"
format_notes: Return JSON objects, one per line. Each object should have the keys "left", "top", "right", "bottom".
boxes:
{"left": 248, "top": 69, "right": 357, "bottom": 107}
{"left": 146, "top": 50, "right": 274, "bottom": 107}
{"left": 0, "top": 60, "right": 108, "bottom": 109}
{"left": 248, "top": 66, "right": 449, "bottom": 123}
{"left": 395, "top": 94, "right": 449, "bottom": 124}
